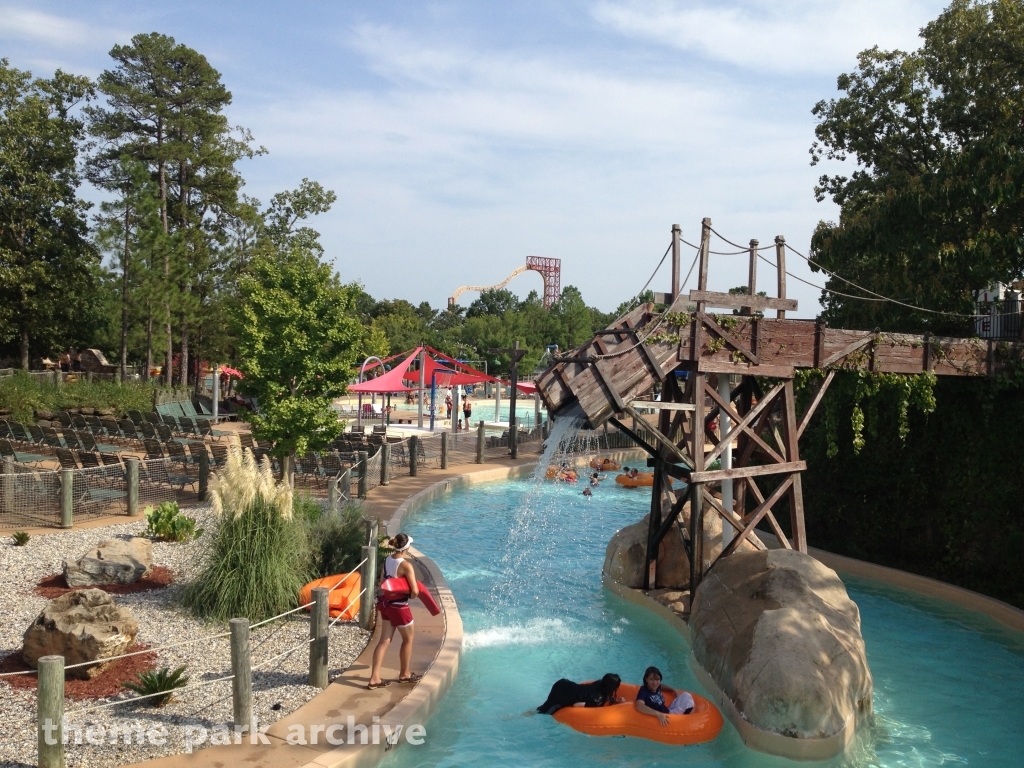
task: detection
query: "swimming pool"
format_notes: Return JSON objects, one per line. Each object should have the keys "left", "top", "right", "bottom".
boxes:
{"left": 383, "top": 477, "right": 1024, "bottom": 767}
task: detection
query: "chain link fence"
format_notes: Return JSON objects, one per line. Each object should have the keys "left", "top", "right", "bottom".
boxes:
{"left": 0, "top": 461, "right": 62, "bottom": 527}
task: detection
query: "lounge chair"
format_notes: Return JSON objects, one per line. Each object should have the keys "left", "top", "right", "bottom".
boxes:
{"left": 101, "top": 417, "right": 123, "bottom": 439}
{"left": 55, "top": 447, "right": 80, "bottom": 470}
{"left": 84, "top": 415, "right": 102, "bottom": 431}
{"left": 166, "top": 440, "right": 194, "bottom": 469}
{"left": 0, "top": 438, "right": 48, "bottom": 465}
{"left": 100, "top": 453, "right": 123, "bottom": 468}
{"left": 140, "top": 422, "right": 157, "bottom": 440}
{"left": 76, "top": 451, "right": 101, "bottom": 469}
{"left": 55, "top": 412, "right": 73, "bottom": 428}
{"left": 71, "top": 414, "right": 88, "bottom": 430}
{"left": 143, "top": 439, "right": 166, "bottom": 461}
{"left": 41, "top": 427, "right": 66, "bottom": 448}
{"left": 27, "top": 424, "right": 46, "bottom": 443}
{"left": 119, "top": 419, "right": 140, "bottom": 441}
{"left": 127, "top": 409, "right": 145, "bottom": 424}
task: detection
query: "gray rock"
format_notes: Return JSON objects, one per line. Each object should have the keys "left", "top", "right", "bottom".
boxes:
{"left": 603, "top": 512, "right": 691, "bottom": 589}
{"left": 22, "top": 589, "right": 139, "bottom": 678}
{"left": 63, "top": 537, "right": 153, "bottom": 587}
{"left": 690, "top": 549, "right": 872, "bottom": 740}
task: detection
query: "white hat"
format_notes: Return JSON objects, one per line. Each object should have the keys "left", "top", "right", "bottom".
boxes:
{"left": 395, "top": 536, "right": 414, "bottom": 552}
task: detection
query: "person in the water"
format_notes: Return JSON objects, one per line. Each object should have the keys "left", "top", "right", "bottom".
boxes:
{"left": 537, "top": 674, "right": 625, "bottom": 714}
{"left": 634, "top": 666, "right": 694, "bottom": 726}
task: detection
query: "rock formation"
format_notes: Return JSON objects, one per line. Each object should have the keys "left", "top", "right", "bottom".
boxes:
{"left": 23, "top": 589, "right": 139, "bottom": 678}
{"left": 690, "top": 549, "right": 872, "bottom": 740}
{"left": 64, "top": 537, "right": 152, "bottom": 587}
{"left": 603, "top": 512, "right": 690, "bottom": 589}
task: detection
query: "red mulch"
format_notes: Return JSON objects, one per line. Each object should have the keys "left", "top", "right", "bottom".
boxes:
{"left": 0, "top": 644, "right": 158, "bottom": 699}
{"left": 34, "top": 565, "right": 174, "bottom": 599}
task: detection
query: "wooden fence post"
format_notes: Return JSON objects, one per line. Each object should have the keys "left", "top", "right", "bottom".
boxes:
{"left": 338, "top": 468, "right": 351, "bottom": 502}
{"left": 2, "top": 457, "right": 14, "bottom": 515}
{"left": 126, "top": 458, "right": 139, "bottom": 515}
{"left": 230, "top": 618, "right": 253, "bottom": 733}
{"left": 197, "top": 450, "right": 209, "bottom": 501}
{"left": 359, "top": 544, "right": 377, "bottom": 631}
{"left": 357, "top": 451, "right": 368, "bottom": 499}
{"left": 440, "top": 432, "right": 448, "bottom": 469}
{"left": 309, "top": 588, "right": 329, "bottom": 688}
{"left": 327, "top": 476, "right": 339, "bottom": 512}
{"left": 381, "top": 442, "right": 391, "bottom": 486}
{"left": 60, "top": 469, "right": 73, "bottom": 529}
{"left": 476, "top": 421, "right": 485, "bottom": 464}
{"left": 37, "top": 655, "right": 63, "bottom": 768}
{"left": 409, "top": 436, "right": 419, "bottom": 476}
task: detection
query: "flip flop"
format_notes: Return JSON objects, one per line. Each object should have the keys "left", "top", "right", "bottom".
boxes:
{"left": 397, "top": 674, "right": 423, "bottom": 684}
{"left": 366, "top": 680, "right": 392, "bottom": 690}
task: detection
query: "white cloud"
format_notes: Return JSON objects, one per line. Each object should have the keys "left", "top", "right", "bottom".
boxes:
{"left": 591, "top": 0, "right": 945, "bottom": 75}
{"left": 0, "top": 7, "right": 112, "bottom": 48}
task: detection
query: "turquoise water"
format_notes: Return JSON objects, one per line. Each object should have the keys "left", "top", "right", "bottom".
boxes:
{"left": 383, "top": 478, "right": 1024, "bottom": 767}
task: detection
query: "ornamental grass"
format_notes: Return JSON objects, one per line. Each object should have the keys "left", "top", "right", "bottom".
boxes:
{"left": 182, "top": 445, "right": 311, "bottom": 622}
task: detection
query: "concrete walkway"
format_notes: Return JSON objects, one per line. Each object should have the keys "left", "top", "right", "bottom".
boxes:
{"left": 124, "top": 452, "right": 541, "bottom": 768}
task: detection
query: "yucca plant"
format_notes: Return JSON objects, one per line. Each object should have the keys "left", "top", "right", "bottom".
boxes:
{"left": 123, "top": 665, "right": 189, "bottom": 707}
{"left": 145, "top": 502, "right": 202, "bottom": 542}
{"left": 12, "top": 531, "right": 30, "bottom": 546}
{"left": 182, "top": 446, "right": 310, "bottom": 622}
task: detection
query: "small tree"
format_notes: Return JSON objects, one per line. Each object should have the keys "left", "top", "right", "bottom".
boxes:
{"left": 236, "top": 246, "right": 361, "bottom": 484}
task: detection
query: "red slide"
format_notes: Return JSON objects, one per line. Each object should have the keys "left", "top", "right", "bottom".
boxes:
{"left": 379, "top": 577, "right": 441, "bottom": 616}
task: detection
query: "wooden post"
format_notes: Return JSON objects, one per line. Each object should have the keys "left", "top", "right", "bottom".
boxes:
{"left": 671, "top": 224, "right": 681, "bottom": 301}
{"left": 365, "top": 516, "right": 379, "bottom": 550}
{"left": 476, "top": 421, "right": 485, "bottom": 463}
{"left": 775, "top": 235, "right": 787, "bottom": 319}
{"left": 327, "top": 476, "right": 339, "bottom": 512}
{"left": 409, "top": 436, "right": 419, "bottom": 477}
{"left": 198, "top": 450, "right": 209, "bottom": 501}
{"left": 782, "top": 380, "right": 807, "bottom": 552}
{"left": 338, "top": 468, "right": 351, "bottom": 502}
{"left": 230, "top": 618, "right": 253, "bottom": 733}
{"left": 309, "top": 587, "right": 329, "bottom": 688}
{"left": 37, "top": 655, "right": 64, "bottom": 768}
{"left": 440, "top": 431, "right": 449, "bottom": 469}
{"left": 690, "top": 373, "right": 707, "bottom": 592}
{"left": 126, "top": 458, "right": 139, "bottom": 515}
{"left": 381, "top": 442, "right": 391, "bottom": 485}
{"left": 747, "top": 239, "right": 759, "bottom": 314}
{"left": 60, "top": 469, "right": 73, "bottom": 529}
{"left": 359, "top": 544, "right": 377, "bottom": 630}
{"left": 357, "top": 451, "right": 368, "bottom": 499}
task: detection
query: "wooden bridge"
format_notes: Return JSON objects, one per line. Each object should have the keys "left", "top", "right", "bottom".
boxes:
{"left": 536, "top": 218, "right": 1019, "bottom": 594}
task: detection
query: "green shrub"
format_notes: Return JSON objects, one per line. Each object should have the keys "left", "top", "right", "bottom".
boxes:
{"left": 12, "top": 531, "right": 30, "bottom": 546}
{"left": 182, "top": 495, "right": 312, "bottom": 622}
{"left": 144, "top": 502, "right": 202, "bottom": 542}
{"left": 0, "top": 371, "right": 158, "bottom": 422}
{"left": 306, "top": 502, "right": 367, "bottom": 578}
{"left": 123, "top": 665, "right": 189, "bottom": 707}
{"left": 292, "top": 494, "right": 325, "bottom": 525}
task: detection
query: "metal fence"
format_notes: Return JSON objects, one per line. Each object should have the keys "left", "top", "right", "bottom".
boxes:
{"left": 0, "top": 458, "right": 181, "bottom": 529}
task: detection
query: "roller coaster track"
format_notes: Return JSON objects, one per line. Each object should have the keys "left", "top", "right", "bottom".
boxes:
{"left": 449, "top": 256, "right": 561, "bottom": 310}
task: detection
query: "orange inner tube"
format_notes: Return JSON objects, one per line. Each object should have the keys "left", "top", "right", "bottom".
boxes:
{"left": 589, "top": 459, "right": 620, "bottom": 470}
{"left": 299, "top": 573, "right": 362, "bottom": 620}
{"left": 615, "top": 472, "right": 654, "bottom": 487}
{"left": 553, "top": 683, "right": 723, "bottom": 745}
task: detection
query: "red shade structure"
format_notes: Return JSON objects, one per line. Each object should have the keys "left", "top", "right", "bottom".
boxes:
{"left": 348, "top": 348, "right": 417, "bottom": 393}
{"left": 407, "top": 353, "right": 493, "bottom": 387}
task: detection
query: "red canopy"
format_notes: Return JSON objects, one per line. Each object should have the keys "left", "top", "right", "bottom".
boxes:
{"left": 220, "top": 366, "right": 244, "bottom": 379}
{"left": 514, "top": 380, "right": 537, "bottom": 394}
{"left": 347, "top": 349, "right": 417, "bottom": 393}
{"left": 406, "top": 354, "right": 492, "bottom": 387}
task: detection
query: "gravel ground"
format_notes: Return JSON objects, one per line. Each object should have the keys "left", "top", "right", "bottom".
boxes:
{"left": 0, "top": 507, "right": 370, "bottom": 768}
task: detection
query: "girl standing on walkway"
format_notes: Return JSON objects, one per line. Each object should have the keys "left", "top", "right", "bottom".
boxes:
{"left": 367, "top": 534, "right": 422, "bottom": 689}
{"left": 462, "top": 396, "right": 473, "bottom": 430}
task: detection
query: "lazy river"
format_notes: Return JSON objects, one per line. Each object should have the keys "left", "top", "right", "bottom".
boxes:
{"left": 383, "top": 475, "right": 1024, "bottom": 767}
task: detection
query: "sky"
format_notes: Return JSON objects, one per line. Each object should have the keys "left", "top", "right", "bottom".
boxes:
{"left": 0, "top": 0, "right": 950, "bottom": 316}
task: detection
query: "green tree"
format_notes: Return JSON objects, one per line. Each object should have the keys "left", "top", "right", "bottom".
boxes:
{"left": 0, "top": 59, "right": 96, "bottom": 368}
{"left": 237, "top": 247, "right": 362, "bottom": 484}
{"left": 810, "top": 0, "right": 1024, "bottom": 334}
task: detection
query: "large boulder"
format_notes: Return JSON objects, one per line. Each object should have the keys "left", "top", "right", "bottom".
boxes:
{"left": 690, "top": 549, "right": 872, "bottom": 740}
{"left": 63, "top": 537, "right": 152, "bottom": 587}
{"left": 23, "top": 589, "right": 139, "bottom": 679}
{"left": 603, "top": 512, "right": 690, "bottom": 589}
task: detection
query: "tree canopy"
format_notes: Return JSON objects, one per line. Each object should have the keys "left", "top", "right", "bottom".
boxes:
{"left": 810, "top": 0, "right": 1024, "bottom": 334}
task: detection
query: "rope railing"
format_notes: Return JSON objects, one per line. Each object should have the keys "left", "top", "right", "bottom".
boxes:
{"left": 67, "top": 674, "right": 237, "bottom": 715}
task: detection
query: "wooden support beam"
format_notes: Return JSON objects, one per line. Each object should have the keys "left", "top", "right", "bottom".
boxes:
{"left": 720, "top": 475, "right": 795, "bottom": 559}
{"left": 631, "top": 400, "right": 695, "bottom": 411}
{"left": 783, "top": 380, "right": 808, "bottom": 553}
{"left": 819, "top": 334, "right": 874, "bottom": 368}
{"left": 624, "top": 406, "right": 693, "bottom": 468}
{"left": 689, "top": 370, "right": 707, "bottom": 592}
{"left": 689, "top": 460, "right": 806, "bottom": 484}
{"left": 703, "top": 380, "right": 787, "bottom": 466}
{"left": 698, "top": 312, "right": 758, "bottom": 363}
{"left": 797, "top": 370, "right": 835, "bottom": 439}
{"left": 775, "top": 236, "right": 787, "bottom": 319}
{"left": 702, "top": 488, "right": 767, "bottom": 550}
{"left": 608, "top": 417, "right": 658, "bottom": 458}
{"left": 697, "top": 359, "right": 795, "bottom": 378}
{"left": 688, "top": 291, "right": 798, "bottom": 313}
